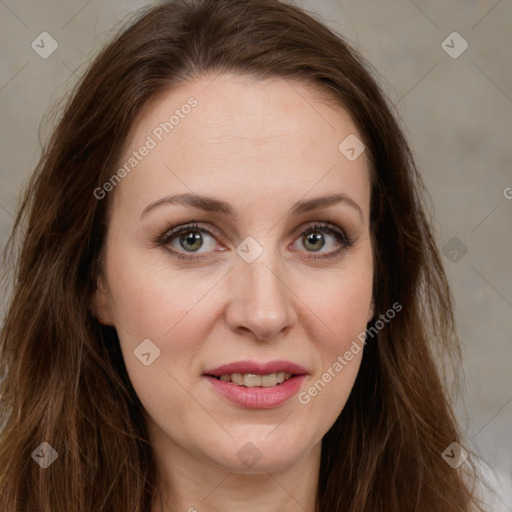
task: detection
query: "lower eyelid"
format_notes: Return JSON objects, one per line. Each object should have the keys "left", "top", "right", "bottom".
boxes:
{"left": 159, "top": 222, "right": 353, "bottom": 259}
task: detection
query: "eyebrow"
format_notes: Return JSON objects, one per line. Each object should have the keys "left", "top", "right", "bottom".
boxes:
{"left": 140, "top": 192, "right": 363, "bottom": 220}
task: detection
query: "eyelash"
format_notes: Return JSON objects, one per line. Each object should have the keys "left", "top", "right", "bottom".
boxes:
{"left": 156, "top": 221, "right": 355, "bottom": 262}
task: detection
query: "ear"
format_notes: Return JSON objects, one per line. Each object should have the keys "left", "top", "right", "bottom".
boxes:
{"left": 90, "top": 273, "right": 114, "bottom": 326}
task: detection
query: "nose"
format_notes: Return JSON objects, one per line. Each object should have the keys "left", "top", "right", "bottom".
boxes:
{"left": 224, "top": 247, "right": 297, "bottom": 341}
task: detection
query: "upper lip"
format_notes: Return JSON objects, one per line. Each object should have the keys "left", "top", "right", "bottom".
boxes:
{"left": 203, "top": 360, "right": 308, "bottom": 376}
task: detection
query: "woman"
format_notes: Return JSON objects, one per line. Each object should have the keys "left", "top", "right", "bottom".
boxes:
{"left": 0, "top": 0, "right": 490, "bottom": 510}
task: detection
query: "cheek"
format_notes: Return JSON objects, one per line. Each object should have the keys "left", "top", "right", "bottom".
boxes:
{"left": 298, "top": 274, "right": 370, "bottom": 432}
{"left": 105, "top": 257, "right": 214, "bottom": 417}
{"left": 310, "top": 260, "right": 373, "bottom": 353}
{"left": 104, "top": 249, "right": 231, "bottom": 402}
{"left": 106, "top": 247, "right": 220, "bottom": 342}
{"left": 300, "top": 253, "right": 372, "bottom": 412}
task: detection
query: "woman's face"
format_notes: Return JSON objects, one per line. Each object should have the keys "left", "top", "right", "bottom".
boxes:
{"left": 92, "top": 73, "right": 373, "bottom": 474}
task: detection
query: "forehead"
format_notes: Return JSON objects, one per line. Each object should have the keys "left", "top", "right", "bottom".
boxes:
{"left": 112, "top": 73, "right": 370, "bottom": 218}
{"left": 134, "top": 73, "right": 358, "bottom": 145}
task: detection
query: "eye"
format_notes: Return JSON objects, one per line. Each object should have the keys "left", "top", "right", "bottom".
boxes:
{"left": 156, "top": 221, "right": 354, "bottom": 262}
{"left": 292, "top": 222, "right": 354, "bottom": 260}
{"left": 157, "top": 222, "right": 221, "bottom": 261}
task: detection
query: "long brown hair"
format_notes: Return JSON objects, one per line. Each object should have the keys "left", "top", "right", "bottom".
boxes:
{"left": 0, "top": 0, "right": 489, "bottom": 510}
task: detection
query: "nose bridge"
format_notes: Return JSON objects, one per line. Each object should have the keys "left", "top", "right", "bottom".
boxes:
{"left": 226, "top": 239, "right": 296, "bottom": 339}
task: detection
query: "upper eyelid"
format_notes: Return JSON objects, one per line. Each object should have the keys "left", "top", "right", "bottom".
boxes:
{"left": 160, "top": 222, "right": 223, "bottom": 243}
{"left": 161, "top": 221, "right": 347, "bottom": 246}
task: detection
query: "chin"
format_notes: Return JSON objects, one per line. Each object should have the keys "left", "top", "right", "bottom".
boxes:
{"left": 203, "top": 432, "right": 312, "bottom": 474}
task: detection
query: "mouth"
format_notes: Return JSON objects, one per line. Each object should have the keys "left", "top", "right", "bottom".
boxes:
{"left": 207, "top": 371, "right": 295, "bottom": 387}
{"left": 202, "top": 360, "right": 308, "bottom": 409}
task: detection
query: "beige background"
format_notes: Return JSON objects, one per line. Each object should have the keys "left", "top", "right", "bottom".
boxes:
{"left": 1, "top": 0, "right": 511, "bottom": 509}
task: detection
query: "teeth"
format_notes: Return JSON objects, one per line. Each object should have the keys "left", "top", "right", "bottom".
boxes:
{"left": 215, "top": 372, "right": 293, "bottom": 387}
{"left": 231, "top": 373, "right": 245, "bottom": 385}
{"left": 244, "top": 374, "right": 262, "bottom": 387}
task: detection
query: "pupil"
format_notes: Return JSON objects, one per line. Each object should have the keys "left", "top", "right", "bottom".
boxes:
{"left": 180, "top": 231, "right": 202, "bottom": 251}
{"left": 304, "top": 232, "right": 324, "bottom": 251}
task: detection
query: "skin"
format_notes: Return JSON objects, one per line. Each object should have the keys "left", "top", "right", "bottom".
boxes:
{"left": 92, "top": 73, "right": 374, "bottom": 512}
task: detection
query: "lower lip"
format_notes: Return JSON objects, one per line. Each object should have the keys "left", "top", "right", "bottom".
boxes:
{"left": 203, "top": 375, "right": 307, "bottom": 409}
